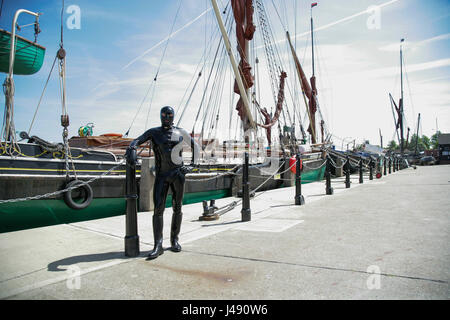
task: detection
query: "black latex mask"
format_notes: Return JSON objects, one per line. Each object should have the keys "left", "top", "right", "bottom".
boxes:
{"left": 160, "top": 106, "right": 175, "bottom": 129}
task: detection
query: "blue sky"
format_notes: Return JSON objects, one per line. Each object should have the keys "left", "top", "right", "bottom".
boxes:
{"left": 1, "top": 0, "right": 449, "bottom": 148}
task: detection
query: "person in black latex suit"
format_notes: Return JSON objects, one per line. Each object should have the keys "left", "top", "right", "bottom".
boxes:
{"left": 126, "top": 106, "right": 199, "bottom": 260}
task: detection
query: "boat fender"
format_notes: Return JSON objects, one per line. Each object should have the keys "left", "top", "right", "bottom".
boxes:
{"left": 289, "top": 156, "right": 302, "bottom": 174}
{"left": 63, "top": 180, "right": 93, "bottom": 210}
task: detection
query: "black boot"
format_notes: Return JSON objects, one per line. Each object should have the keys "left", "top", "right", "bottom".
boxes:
{"left": 147, "top": 215, "right": 164, "bottom": 260}
{"left": 170, "top": 213, "right": 182, "bottom": 252}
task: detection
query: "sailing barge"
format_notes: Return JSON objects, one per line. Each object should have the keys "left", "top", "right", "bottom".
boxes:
{"left": 1, "top": 2, "right": 330, "bottom": 233}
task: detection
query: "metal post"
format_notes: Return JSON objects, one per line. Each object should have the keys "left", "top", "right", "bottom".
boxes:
{"left": 125, "top": 159, "right": 140, "bottom": 257}
{"left": 369, "top": 158, "right": 373, "bottom": 180}
{"left": 241, "top": 152, "right": 251, "bottom": 221}
{"left": 345, "top": 155, "right": 350, "bottom": 188}
{"left": 223, "top": 141, "right": 227, "bottom": 161}
{"left": 295, "top": 153, "right": 305, "bottom": 205}
{"left": 325, "top": 156, "right": 333, "bottom": 195}
{"left": 383, "top": 156, "right": 387, "bottom": 176}
{"left": 359, "top": 157, "right": 363, "bottom": 184}
{"left": 393, "top": 157, "right": 396, "bottom": 172}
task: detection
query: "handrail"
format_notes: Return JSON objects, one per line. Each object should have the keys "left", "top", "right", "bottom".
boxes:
{"left": 7, "top": 9, "right": 40, "bottom": 80}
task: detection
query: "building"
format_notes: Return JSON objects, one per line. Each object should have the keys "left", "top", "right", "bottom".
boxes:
{"left": 437, "top": 133, "right": 450, "bottom": 164}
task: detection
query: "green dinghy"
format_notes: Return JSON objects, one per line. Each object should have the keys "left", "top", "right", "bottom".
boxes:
{"left": 0, "top": 28, "right": 45, "bottom": 75}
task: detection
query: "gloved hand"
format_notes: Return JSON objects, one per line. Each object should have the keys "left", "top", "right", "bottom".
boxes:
{"left": 125, "top": 146, "right": 137, "bottom": 165}
{"left": 179, "top": 165, "right": 193, "bottom": 175}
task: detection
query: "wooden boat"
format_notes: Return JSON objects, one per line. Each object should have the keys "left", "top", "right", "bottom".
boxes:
{"left": 0, "top": 29, "right": 45, "bottom": 75}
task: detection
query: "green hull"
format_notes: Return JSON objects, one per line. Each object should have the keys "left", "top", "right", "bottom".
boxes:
{"left": 0, "top": 29, "right": 46, "bottom": 75}
{"left": 300, "top": 165, "right": 326, "bottom": 184}
{"left": 165, "top": 189, "right": 231, "bottom": 208}
{"left": 0, "top": 198, "right": 126, "bottom": 233}
{"left": 0, "top": 190, "right": 230, "bottom": 233}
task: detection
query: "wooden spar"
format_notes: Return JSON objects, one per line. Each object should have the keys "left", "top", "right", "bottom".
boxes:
{"left": 286, "top": 31, "right": 316, "bottom": 143}
{"left": 210, "top": 0, "right": 256, "bottom": 130}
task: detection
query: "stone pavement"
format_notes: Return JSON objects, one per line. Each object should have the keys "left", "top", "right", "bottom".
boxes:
{"left": 0, "top": 165, "right": 448, "bottom": 300}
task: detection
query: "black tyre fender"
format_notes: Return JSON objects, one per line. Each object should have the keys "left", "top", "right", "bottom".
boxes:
{"left": 63, "top": 180, "right": 93, "bottom": 210}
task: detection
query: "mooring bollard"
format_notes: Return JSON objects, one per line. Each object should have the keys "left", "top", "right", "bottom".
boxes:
{"left": 369, "top": 158, "right": 373, "bottom": 180}
{"left": 295, "top": 153, "right": 305, "bottom": 205}
{"left": 383, "top": 156, "right": 387, "bottom": 176}
{"left": 125, "top": 158, "right": 140, "bottom": 257}
{"left": 359, "top": 157, "right": 363, "bottom": 184}
{"left": 345, "top": 155, "right": 351, "bottom": 188}
{"left": 325, "top": 156, "right": 333, "bottom": 195}
{"left": 223, "top": 141, "right": 227, "bottom": 161}
{"left": 241, "top": 152, "right": 251, "bottom": 221}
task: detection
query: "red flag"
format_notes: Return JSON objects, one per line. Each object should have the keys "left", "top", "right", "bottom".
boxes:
{"left": 311, "top": 2, "right": 318, "bottom": 7}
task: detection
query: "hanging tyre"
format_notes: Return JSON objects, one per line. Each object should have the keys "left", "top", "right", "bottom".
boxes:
{"left": 63, "top": 180, "right": 93, "bottom": 210}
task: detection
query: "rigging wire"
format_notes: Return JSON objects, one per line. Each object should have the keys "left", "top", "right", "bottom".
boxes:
{"left": 27, "top": 55, "right": 58, "bottom": 135}
{"left": 124, "top": 0, "right": 183, "bottom": 136}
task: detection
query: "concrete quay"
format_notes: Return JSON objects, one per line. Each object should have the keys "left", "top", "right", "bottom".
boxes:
{"left": 0, "top": 165, "right": 448, "bottom": 300}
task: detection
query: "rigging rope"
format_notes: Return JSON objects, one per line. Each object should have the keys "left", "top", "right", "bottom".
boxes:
{"left": 125, "top": 0, "right": 183, "bottom": 137}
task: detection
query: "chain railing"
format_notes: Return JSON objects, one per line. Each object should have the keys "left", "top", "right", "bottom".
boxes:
{"left": 0, "top": 159, "right": 126, "bottom": 204}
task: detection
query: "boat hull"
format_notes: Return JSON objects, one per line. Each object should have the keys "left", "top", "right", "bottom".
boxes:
{"left": 0, "top": 29, "right": 46, "bottom": 75}
{"left": 0, "top": 143, "right": 326, "bottom": 233}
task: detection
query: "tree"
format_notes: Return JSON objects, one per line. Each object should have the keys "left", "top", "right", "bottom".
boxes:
{"left": 409, "top": 134, "right": 431, "bottom": 153}
{"left": 422, "top": 135, "right": 431, "bottom": 150}
{"left": 387, "top": 140, "right": 398, "bottom": 151}
{"left": 431, "top": 131, "right": 441, "bottom": 149}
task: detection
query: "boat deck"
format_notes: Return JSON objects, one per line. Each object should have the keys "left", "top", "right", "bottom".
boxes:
{"left": 0, "top": 165, "right": 448, "bottom": 300}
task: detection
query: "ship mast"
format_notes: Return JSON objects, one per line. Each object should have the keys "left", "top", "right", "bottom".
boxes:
{"left": 308, "top": 2, "right": 318, "bottom": 144}
{"left": 311, "top": 4, "right": 316, "bottom": 78}
{"left": 210, "top": 0, "right": 255, "bottom": 130}
{"left": 399, "top": 38, "right": 405, "bottom": 157}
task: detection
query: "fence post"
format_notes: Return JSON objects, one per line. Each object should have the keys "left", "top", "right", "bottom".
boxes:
{"left": 325, "top": 156, "right": 334, "bottom": 195}
{"left": 359, "top": 157, "right": 363, "bottom": 184}
{"left": 345, "top": 155, "right": 351, "bottom": 188}
{"left": 241, "top": 152, "right": 251, "bottom": 221}
{"left": 125, "top": 158, "right": 140, "bottom": 257}
{"left": 295, "top": 153, "right": 305, "bottom": 205}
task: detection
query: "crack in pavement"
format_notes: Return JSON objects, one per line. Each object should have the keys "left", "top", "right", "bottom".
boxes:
{"left": 184, "top": 249, "right": 448, "bottom": 285}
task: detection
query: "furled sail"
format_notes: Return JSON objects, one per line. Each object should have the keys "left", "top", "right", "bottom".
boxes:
{"left": 231, "top": 0, "right": 256, "bottom": 132}
{"left": 286, "top": 31, "right": 317, "bottom": 144}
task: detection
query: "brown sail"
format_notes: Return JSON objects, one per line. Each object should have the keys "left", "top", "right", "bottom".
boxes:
{"left": 286, "top": 31, "right": 317, "bottom": 144}
{"left": 231, "top": 0, "right": 256, "bottom": 131}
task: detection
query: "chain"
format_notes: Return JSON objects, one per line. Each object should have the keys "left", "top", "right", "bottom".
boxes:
{"left": 184, "top": 165, "right": 240, "bottom": 182}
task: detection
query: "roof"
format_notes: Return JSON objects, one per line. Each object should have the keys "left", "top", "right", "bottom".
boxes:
{"left": 437, "top": 133, "right": 450, "bottom": 145}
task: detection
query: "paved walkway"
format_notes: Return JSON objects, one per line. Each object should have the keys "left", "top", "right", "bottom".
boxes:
{"left": 0, "top": 165, "right": 448, "bottom": 300}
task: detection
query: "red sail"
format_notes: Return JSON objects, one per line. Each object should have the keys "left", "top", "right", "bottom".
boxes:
{"left": 231, "top": 0, "right": 256, "bottom": 130}
{"left": 308, "top": 75, "right": 318, "bottom": 143}
{"left": 257, "top": 71, "right": 288, "bottom": 145}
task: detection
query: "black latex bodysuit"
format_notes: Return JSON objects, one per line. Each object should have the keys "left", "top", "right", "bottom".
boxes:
{"left": 129, "top": 125, "right": 196, "bottom": 215}
{"left": 126, "top": 106, "right": 199, "bottom": 259}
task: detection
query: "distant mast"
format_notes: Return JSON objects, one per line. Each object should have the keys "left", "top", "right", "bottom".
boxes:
{"left": 399, "top": 38, "right": 405, "bottom": 157}
{"left": 311, "top": 3, "right": 317, "bottom": 77}
{"left": 308, "top": 2, "right": 318, "bottom": 144}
